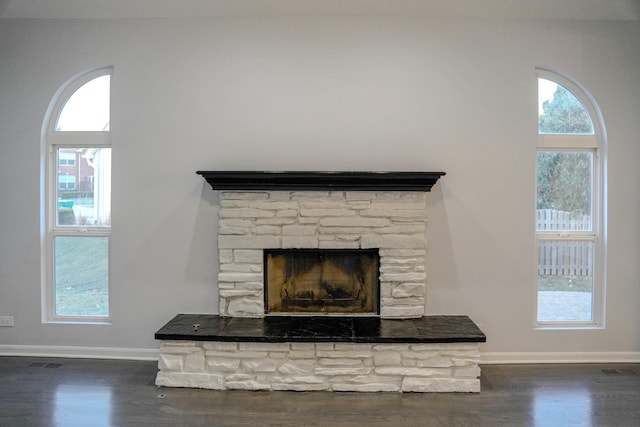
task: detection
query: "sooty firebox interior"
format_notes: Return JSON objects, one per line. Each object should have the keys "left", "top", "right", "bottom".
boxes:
{"left": 264, "top": 249, "right": 380, "bottom": 315}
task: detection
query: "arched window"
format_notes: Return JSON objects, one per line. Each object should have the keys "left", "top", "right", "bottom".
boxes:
{"left": 536, "top": 68, "right": 606, "bottom": 327}
{"left": 42, "top": 68, "right": 112, "bottom": 322}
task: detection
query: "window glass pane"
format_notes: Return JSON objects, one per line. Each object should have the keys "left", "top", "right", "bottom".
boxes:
{"left": 54, "top": 236, "right": 109, "bottom": 317}
{"left": 56, "top": 148, "right": 111, "bottom": 227}
{"left": 538, "top": 240, "right": 593, "bottom": 321}
{"left": 536, "top": 151, "right": 592, "bottom": 231}
{"left": 538, "top": 78, "right": 594, "bottom": 135}
{"left": 55, "top": 75, "right": 110, "bottom": 131}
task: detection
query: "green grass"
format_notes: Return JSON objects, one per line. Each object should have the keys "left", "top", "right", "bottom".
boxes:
{"left": 55, "top": 236, "right": 109, "bottom": 316}
{"left": 538, "top": 275, "right": 592, "bottom": 293}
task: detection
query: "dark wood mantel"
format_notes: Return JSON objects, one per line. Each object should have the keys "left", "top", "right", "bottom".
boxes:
{"left": 196, "top": 171, "right": 445, "bottom": 192}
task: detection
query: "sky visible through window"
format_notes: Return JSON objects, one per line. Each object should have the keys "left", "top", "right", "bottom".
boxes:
{"left": 538, "top": 78, "right": 557, "bottom": 115}
{"left": 56, "top": 75, "right": 110, "bottom": 131}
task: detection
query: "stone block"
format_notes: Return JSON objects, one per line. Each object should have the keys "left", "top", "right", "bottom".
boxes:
{"left": 221, "top": 200, "right": 250, "bottom": 208}
{"left": 380, "top": 305, "right": 424, "bottom": 318}
{"left": 255, "top": 218, "right": 297, "bottom": 225}
{"left": 234, "top": 281, "right": 263, "bottom": 290}
{"left": 156, "top": 372, "right": 224, "bottom": 390}
{"left": 290, "top": 343, "right": 315, "bottom": 350}
{"left": 270, "top": 352, "right": 287, "bottom": 359}
{"left": 242, "top": 360, "right": 277, "bottom": 373}
{"left": 160, "top": 343, "right": 201, "bottom": 355}
{"left": 382, "top": 297, "right": 424, "bottom": 307}
{"left": 331, "top": 383, "right": 401, "bottom": 392}
{"left": 373, "top": 344, "right": 410, "bottom": 352}
{"left": 272, "top": 375, "right": 325, "bottom": 385}
{"left": 345, "top": 192, "right": 377, "bottom": 201}
{"left": 218, "top": 272, "right": 263, "bottom": 283}
{"left": 315, "top": 350, "right": 373, "bottom": 359}
{"left": 375, "top": 366, "right": 450, "bottom": 377}
{"left": 206, "top": 359, "right": 240, "bottom": 372}
{"left": 219, "top": 226, "right": 250, "bottom": 235}
{"left": 379, "top": 249, "right": 426, "bottom": 257}
{"left": 222, "top": 192, "right": 269, "bottom": 200}
{"left": 288, "top": 351, "right": 316, "bottom": 359}
{"left": 219, "top": 263, "right": 260, "bottom": 273}
{"left": 219, "top": 250, "right": 233, "bottom": 263}
{"left": 319, "top": 217, "right": 390, "bottom": 227}
{"left": 315, "top": 367, "right": 372, "bottom": 376}
{"left": 282, "top": 225, "right": 317, "bottom": 235}
{"left": 282, "top": 236, "right": 319, "bottom": 248}
{"left": 227, "top": 299, "right": 263, "bottom": 317}
{"left": 239, "top": 342, "right": 290, "bottom": 352}
{"left": 203, "top": 342, "right": 237, "bottom": 351}
{"left": 277, "top": 209, "right": 298, "bottom": 217}
{"left": 233, "top": 250, "right": 263, "bottom": 263}
{"left": 391, "top": 283, "right": 425, "bottom": 298}
{"left": 250, "top": 201, "right": 299, "bottom": 210}
{"left": 411, "top": 343, "right": 479, "bottom": 352}
{"left": 373, "top": 352, "right": 402, "bottom": 366}
{"left": 278, "top": 361, "right": 315, "bottom": 375}
{"left": 375, "top": 225, "right": 425, "bottom": 235}
{"left": 453, "top": 365, "right": 482, "bottom": 378}
{"left": 402, "top": 377, "right": 480, "bottom": 393}
{"left": 218, "top": 235, "right": 280, "bottom": 249}
{"left": 251, "top": 225, "right": 281, "bottom": 235}
{"left": 377, "top": 192, "right": 426, "bottom": 201}
{"left": 219, "top": 219, "right": 253, "bottom": 228}
{"left": 360, "top": 209, "right": 425, "bottom": 219}
{"left": 220, "top": 208, "right": 275, "bottom": 219}
{"left": 271, "top": 383, "right": 330, "bottom": 391}
{"left": 219, "top": 289, "right": 261, "bottom": 298}
{"left": 318, "top": 227, "right": 370, "bottom": 235}
{"left": 319, "top": 241, "right": 359, "bottom": 249}
{"left": 333, "top": 343, "right": 373, "bottom": 351}
{"left": 317, "top": 358, "right": 364, "bottom": 367}
{"left": 380, "top": 272, "right": 426, "bottom": 282}
{"left": 300, "top": 209, "right": 356, "bottom": 217}
{"left": 159, "top": 354, "right": 184, "bottom": 371}
{"left": 361, "top": 235, "right": 426, "bottom": 250}
{"left": 184, "top": 350, "right": 205, "bottom": 372}
{"left": 207, "top": 351, "right": 267, "bottom": 359}
{"left": 225, "top": 380, "right": 271, "bottom": 391}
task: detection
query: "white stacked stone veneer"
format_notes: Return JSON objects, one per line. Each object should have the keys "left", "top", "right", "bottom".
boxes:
{"left": 156, "top": 341, "right": 481, "bottom": 392}
{"left": 156, "top": 188, "right": 483, "bottom": 392}
{"left": 217, "top": 190, "right": 428, "bottom": 318}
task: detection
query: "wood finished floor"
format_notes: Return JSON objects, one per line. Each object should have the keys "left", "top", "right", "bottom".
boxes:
{"left": 0, "top": 357, "right": 639, "bottom": 426}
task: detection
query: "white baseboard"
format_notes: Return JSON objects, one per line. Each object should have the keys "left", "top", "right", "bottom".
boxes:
{"left": 0, "top": 345, "right": 159, "bottom": 361}
{"left": 481, "top": 351, "right": 640, "bottom": 364}
{"left": 1, "top": 345, "right": 639, "bottom": 365}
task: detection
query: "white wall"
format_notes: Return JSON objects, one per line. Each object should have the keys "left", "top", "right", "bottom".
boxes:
{"left": 1, "top": 16, "right": 639, "bottom": 360}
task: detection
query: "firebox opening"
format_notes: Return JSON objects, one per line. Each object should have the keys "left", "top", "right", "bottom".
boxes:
{"left": 264, "top": 249, "right": 380, "bottom": 315}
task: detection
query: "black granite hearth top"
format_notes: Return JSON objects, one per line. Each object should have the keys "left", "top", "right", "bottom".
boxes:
{"left": 155, "top": 315, "right": 486, "bottom": 344}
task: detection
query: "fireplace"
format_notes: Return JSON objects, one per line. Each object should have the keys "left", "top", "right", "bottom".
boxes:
{"left": 264, "top": 249, "right": 380, "bottom": 315}
{"left": 155, "top": 171, "right": 486, "bottom": 393}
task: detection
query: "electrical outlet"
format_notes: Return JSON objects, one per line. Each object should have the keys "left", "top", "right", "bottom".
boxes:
{"left": 0, "top": 316, "right": 14, "bottom": 327}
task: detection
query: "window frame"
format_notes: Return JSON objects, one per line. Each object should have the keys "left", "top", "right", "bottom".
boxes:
{"left": 42, "top": 67, "right": 112, "bottom": 324}
{"left": 535, "top": 68, "right": 607, "bottom": 329}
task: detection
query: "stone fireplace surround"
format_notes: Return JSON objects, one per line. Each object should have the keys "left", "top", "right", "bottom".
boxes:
{"left": 155, "top": 171, "right": 486, "bottom": 392}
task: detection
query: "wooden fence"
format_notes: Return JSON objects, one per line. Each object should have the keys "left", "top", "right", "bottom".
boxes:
{"left": 537, "top": 210, "right": 593, "bottom": 276}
